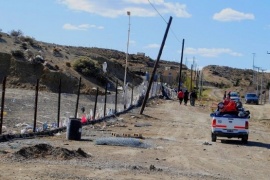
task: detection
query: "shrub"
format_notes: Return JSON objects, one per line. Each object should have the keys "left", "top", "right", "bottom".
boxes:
{"left": 11, "top": 49, "right": 24, "bottom": 58}
{"left": 33, "top": 55, "right": 44, "bottom": 64}
{"left": 21, "top": 42, "right": 28, "bottom": 49}
{"left": 21, "top": 36, "right": 35, "bottom": 46}
{"left": 53, "top": 47, "right": 62, "bottom": 57}
{"left": 72, "top": 57, "right": 106, "bottom": 84}
{"left": 73, "top": 58, "right": 99, "bottom": 76}
{"left": 10, "top": 29, "right": 23, "bottom": 37}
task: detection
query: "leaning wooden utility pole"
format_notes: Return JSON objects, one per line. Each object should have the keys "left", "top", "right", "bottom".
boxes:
{"left": 140, "top": 16, "right": 173, "bottom": 115}
{"left": 177, "top": 39, "right": 185, "bottom": 91}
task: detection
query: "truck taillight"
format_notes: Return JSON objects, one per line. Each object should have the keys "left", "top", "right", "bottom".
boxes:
{"left": 212, "top": 119, "right": 216, "bottom": 127}
{"left": 245, "top": 121, "right": 249, "bottom": 129}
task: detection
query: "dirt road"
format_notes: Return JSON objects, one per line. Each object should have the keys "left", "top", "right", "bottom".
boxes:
{"left": 0, "top": 91, "right": 270, "bottom": 180}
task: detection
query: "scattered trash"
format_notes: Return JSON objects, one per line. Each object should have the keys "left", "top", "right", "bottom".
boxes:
{"left": 149, "top": 164, "right": 162, "bottom": 171}
{"left": 202, "top": 142, "right": 212, "bottom": 145}
{"left": 55, "top": 132, "right": 61, "bottom": 136}
{"left": 134, "top": 122, "right": 152, "bottom": 127}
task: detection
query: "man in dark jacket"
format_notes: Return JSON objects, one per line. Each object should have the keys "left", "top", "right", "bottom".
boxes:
{"left": 190, "top": 90, "right": 197, "bottom": 106}
{"left": 183, "top": 90, "right": 189, "bottom": 105}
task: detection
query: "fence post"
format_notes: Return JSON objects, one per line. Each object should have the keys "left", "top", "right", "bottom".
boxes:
{"left": 33, "top": 79, "right": 39, "bottom": 133}
{"left": 104, "top": 81, "right": 108, "bottom": 117}
{"left": 57, "top": 79, "right": 61, "bottom": 127}
{"left": 131, "top": 85, "right": 134, "bottom": 106}
{"left": 115, "top": 80, "right": 118, "bottom": 113}
{"left": 0, "top": 76, "right": 7, "bottom": 135}
{"left": 93, "top": 87, "right": 98, "bottom": 120}
{"left": 74, "top": 77, "right": 81, "bottom": 118}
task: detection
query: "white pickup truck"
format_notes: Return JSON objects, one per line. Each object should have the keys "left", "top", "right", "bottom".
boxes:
{"left": 210, "top": 111, "right": 250, "bottom": 143}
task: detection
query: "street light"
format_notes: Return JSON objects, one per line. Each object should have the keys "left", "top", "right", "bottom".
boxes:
{"left": 124, "top": 11, "right": 131, "bottom": 109}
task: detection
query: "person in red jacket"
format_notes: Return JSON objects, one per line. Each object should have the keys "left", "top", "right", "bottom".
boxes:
{"left": 177, "top": 89, "right": 184, "bottom": 105}
{"left": 223, "top": 92, "right": 231, "bottom": 105}
{"left": 221, "top": 93, "right": 238, "bottom": 114}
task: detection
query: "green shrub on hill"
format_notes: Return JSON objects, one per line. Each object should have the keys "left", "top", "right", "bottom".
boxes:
{"left": 72, "top": 57, "right": 106, "bottom": 85}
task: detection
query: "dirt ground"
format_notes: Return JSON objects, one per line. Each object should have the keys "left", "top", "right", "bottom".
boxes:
{"left": 0, "top": 88, "right": 270, "bottom": 180}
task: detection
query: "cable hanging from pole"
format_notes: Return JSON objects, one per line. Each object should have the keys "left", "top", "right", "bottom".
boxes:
{"left": 147, "top": 0, "right": 182, "bottom": 44}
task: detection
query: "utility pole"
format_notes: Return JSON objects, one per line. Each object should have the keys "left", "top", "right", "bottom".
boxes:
{"left": 261, "top": 69, "right": 266, "bottom": 104}
{"left": 267, "top": 52, "right": 270, "bottom": 103}
{"left": 177, "top": 39, "right": 185, "bottom": 91}
{"left": 253, "top": 66, "right": 260, "bottom": 96}
{"left": 140, "top": 16, "right": 173, "bottom": 115}
{"left": 252, "top": 53, "right": 256, "bottom": 86}
{"left": 190, "top": 57, "right": 195, "bottom": 91}
{"left": 199, "top": 70, "right": 203, "bottom": 97}
{"left": 190, "top": 64, "right": 193, "bottom": 91}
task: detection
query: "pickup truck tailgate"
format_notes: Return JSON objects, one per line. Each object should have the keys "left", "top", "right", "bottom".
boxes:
{"left": 212, "top": 116, "right": 248, "bottom": 133}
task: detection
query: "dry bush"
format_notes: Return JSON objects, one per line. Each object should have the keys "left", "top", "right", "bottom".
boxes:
{"left": 53, "top": 47, "right": 63, "bottom": 57}
{"left": 10, "top": 29, "right": 23, "bottom": 37}
{"left": 21, "top": 42, "right": 28, "bottom": 49}
{"left": 21, "top": 36, "right": 35, "bottom": 46}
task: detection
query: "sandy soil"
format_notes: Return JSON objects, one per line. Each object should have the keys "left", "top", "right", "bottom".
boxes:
{"left": 0, "top": 88, "right": 270, "bottom": 180}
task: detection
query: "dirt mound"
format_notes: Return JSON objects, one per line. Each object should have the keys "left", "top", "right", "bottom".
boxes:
{"left": 11, "top": 144, "right": 91, "bottom": 160}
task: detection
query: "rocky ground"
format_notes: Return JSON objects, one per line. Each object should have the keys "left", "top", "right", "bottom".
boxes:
{"left": 0, "top": 88, "right": 270, "bottom": 180}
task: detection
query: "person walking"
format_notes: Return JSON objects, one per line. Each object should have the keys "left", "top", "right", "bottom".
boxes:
{"left": 190, "top": 90, "right": 197, "bottom": 106}
{"left": 177, "top": 89, "right": 184, "bottom": 105}
{"left": 183, "top": 89, "right": 189, "bottom": 105}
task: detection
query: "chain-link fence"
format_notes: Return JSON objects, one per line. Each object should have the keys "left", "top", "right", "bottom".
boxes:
{"left": 0, "top": 77, "right": 176, "bottom": 135}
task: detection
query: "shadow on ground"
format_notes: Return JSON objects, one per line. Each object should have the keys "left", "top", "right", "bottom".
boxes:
{"left": 220, "top": 139, "right": 270, "bottom": 149}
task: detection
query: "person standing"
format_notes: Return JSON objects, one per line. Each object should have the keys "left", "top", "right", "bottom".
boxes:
{"left": 223, "top": 91, "right": 227, "bottom": 100}
{"left": 177, "top": 89, "right": 184, "bottom": 105}
{"left": 183, "top": 89, "right": 189, "bottom": 105}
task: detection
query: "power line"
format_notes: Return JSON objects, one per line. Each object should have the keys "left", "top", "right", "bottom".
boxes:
{"left": 147, "top": 0, "right": 182, "bottom": 44}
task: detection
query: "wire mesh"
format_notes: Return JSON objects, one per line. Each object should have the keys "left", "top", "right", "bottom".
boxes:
{"left": 0, "top": 78, "right": 178, "bottom": 135}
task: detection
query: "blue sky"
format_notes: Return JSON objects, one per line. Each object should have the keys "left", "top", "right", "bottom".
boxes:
{"left": 0, "top": 0, "right": 269, "bottom": 70}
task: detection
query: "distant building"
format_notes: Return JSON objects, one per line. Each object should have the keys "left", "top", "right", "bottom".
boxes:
{"left": 161, "top": 69, "right": 179, "bottom": 86}
{"left": 137, "top": 52, "right": 145, "bottom": 57}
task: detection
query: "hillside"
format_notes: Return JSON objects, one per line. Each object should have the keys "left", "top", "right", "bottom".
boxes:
{"left": 202, "top": 65, "right": 270, "bottom": 97}
{"left": 0, "top": 30, "right": 269, "bottom": 95}
{"left": 0, "top": 31, "right": 185, "bottom": 94}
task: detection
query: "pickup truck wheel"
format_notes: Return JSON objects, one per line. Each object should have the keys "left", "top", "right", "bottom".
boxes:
{"left": 241, "top": 135, "right": 248, "bottom": 144}
{"left": 211, "top": 133, "right": 217, "bottom": 142}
